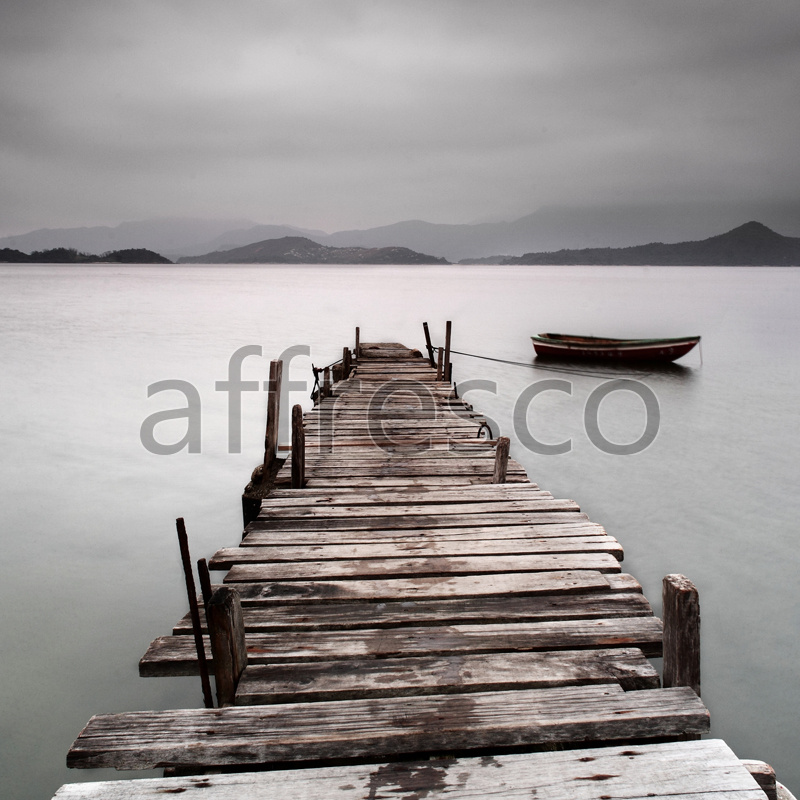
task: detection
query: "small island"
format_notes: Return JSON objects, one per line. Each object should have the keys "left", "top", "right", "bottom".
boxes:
{"left": 0, "top": 247, "right": 172, "bottom": 264}
{"left": 178, "top": 236, "right": 449, "bottom": 265}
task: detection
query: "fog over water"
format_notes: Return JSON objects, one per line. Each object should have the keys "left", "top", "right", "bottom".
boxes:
{"left": 1, "top": 264, "right": 798, "bottom": 798}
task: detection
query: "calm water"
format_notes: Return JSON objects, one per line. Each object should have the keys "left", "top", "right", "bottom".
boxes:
{"left": 1, "top": 264, "right": 798, "bottom": 798}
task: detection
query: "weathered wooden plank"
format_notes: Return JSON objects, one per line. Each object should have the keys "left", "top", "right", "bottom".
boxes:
{"left": 228, "top": 569, "right": 615, "bottom": 605}
{"left": 225, "top": 570, "right": 639, "bottom": 606}
{"left": 210, "top": 536, "right": 624, "bottom": 568}
{"left": 741, "top": 760, "right": 778, "bottom": 800}
{"left": 173, "top": 592, "right": 654, "bottom": 634}
{"left": 256, "top": 500, "right": 579, "bottom": 522}
{"left": 67, "top": 686, "right": 709, "bottom": 770}
{"left": 298, "top": 453, "right": 519, "bottom": 465}
{"left": 236, "top": 647, "right": 660, "bottom": 703}
{"left": 52, "top": 739, "right": 769, "bottom": 799}
{"left": 222, "top": 552, "right": 622, "bottom": 583}
{"left": 249, "top": 511, "right": 589, "bottom": 533}
{"left": 141, "top": 616, "right": 663, "bottom": 675}
{"left": 268, "top": 482, "right": 540, "bottom": 496}
{"left": 297, "top": 474, "right": 532, "bottom": 487}
{"left": 297, "top": 462, "right": 528, "bottom": 474}
{"left": 242, "top": 522, "right": 607, "bottom": 547}
{"left": 260, "top": 487, "right": 554, "bottom": 507}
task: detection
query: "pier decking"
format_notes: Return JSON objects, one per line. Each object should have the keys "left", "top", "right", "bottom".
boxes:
{"left": 57, "top": 337, "right": 779, "bottom": 798}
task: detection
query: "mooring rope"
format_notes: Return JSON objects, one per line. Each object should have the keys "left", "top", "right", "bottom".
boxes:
{"left": 446, "top": 348, "right": 657, "bottom": 379}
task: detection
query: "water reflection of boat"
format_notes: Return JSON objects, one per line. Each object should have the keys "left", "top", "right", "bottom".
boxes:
{"left": 531, "top": 332, "right": 701, "bottom": 363}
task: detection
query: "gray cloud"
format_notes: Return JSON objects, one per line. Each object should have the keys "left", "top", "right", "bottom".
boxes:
{"left": 1, "top": 0, "right": 799, "bottom": 236}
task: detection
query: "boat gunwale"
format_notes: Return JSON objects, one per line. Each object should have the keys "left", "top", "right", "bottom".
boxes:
{"left": 532, "top": 333, "right": 701, "bottom": 350}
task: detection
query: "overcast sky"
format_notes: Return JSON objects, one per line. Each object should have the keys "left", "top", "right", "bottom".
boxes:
{"left": 1, "top": 0, "right": 799, "bottom": 236}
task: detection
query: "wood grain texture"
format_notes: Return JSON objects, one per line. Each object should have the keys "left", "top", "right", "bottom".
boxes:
{"left": 662, "top": 574, "right": 701, "bottom": 696}
{"left": 235, "top": 647, "right": 660, "bottom": 703}
{"left": 141, "top": 616, "right": 663, "bottom": 675}
{"left": 209, "top": 536, "right": 624, "bottom": 568}
{"left": 242, "top": 521, "right": 607, "bottom": 546}
{"left": 172, "top": 591, "right": 654, "bottom": 634}
{"left": 222, "top": 552, "right": 622, "bottom": 583}
{"left": 52, "top": 739, "right": 768, "bottom": 799}
{"left": 67, "top": 686, "right": 709, "bottom": 770}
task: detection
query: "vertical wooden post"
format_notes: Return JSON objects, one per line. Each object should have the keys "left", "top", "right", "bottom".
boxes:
{"left": 443, "top": 321, "right": 452, "bottom": 382}
{"left": 436, "top": 347, "right": 444, "bottom": 381}
{"left": 493, "top": 436, "right": 510, "bottom": 483}
{"left": 342, "top": 346, "right": 350, "bottom": 378}
{"left": 197, "top": 557, "right": 213, "bottom": 608}
{"left": 662, "top": 574, "right": 701, "bottom": 696}
{"left": 263, "top": 359, "right": 283, "bottom": 469}
{"left": 176, "top": 518, "right": 214, "bottom": 709}
{"left": 206, "top": 586, "right": 248, "bottom": 708}
{"left": 291, "top": 403, "right": 305, "bottom": 489}
{"left": 422, "top": 322, "right": 435, "bottom": 367}
{"left": 323, "top": 367, "right": 331, "bottom": 398}
{"left": 355, "top": 327, "right": 360, "bottom": 360}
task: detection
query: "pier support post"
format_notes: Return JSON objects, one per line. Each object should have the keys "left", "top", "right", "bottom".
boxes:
{"left": 422, "top": 322, "right": 436, "bottom": 367}
{"left": 355, "top": 327, "right": 360, "bottom": 360}
{"left": 206, "top": 586, "right": 248, "bottom": 708}
{"left": 436, "top": 347, "right": 444, "bottom": 381}
{"left": 323, "top": 367, "right": 332, "bottom": 398}
{"left": 176, "top": 518, "right": 214, "bottom": 709}
{"left": 662, "top": 574, "right": 701, "bottom": 696}
{"left": 342, "top": 346, "right": 351, "bottom": 378}
{"left": 444, "top": 320, "right": 452, "bottom": 382}
{"left": 263, "top": 359, "right": 283, "bottom": 470}
{"left": 196, "top": 558, "right": 213, "bottom": 608}
{"left": 291, "top": 403, "right": 305, "bottom": 489}
{"left": 493, "top": 436, "right": 510, "bottom": 483}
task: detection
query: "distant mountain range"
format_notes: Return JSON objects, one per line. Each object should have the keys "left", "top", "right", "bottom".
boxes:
{"left": 4, "top": 202, "right": 800, "bottom": 262}
{"left": 177, "top": 236, "right": 447, "bottom": 265}
{"left": 502, "top": 222, "right": 800, "bottom": 266}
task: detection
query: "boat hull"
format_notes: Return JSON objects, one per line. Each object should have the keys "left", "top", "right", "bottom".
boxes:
{"left": 531, "top": 334, "right": 701, "bottom": 363}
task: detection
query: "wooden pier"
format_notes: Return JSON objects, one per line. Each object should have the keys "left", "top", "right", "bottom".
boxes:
{"left": 56, "top": 333, "right": 781, "bottom": 799}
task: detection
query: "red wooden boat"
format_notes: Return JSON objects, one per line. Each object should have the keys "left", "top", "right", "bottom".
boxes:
{"left": 531, "top": 333, "right": 701, "bottom": 362}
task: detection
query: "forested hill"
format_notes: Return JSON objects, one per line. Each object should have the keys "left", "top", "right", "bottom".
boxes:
{"left": 178, "top": 236, "right": 449, "bottom": 264}
{"left": 503, "top": 222, "right": 800, "bottom": 266}
{"left": 0, "top": 247, "right": 172, "bottom": 264}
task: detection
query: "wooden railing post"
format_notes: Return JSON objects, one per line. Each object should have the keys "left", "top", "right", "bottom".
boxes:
{"left": 493, "top": 436, "right": 510, "bottom": 483}
{"left": 444, "top": 321, "right": 452, "bottom": 382}
{"left": 206, "top": 586, "right": 247, "bottom": 707}
{"left": 263, "top": 359, "right": 283, "bottom": 470}
{"left": 436, "top": 347, "right": 444, "bottom": 381}
{"left": 323, "top": 367, "right": 331, "bottom": 398}
{"left": 355, "top": 327, "right": 360, "bottom": 360}
{"left": 422, "top": 322, "right": 435, "bottom": 367}
{"left": 291, "top": 403, "right": 305, "bottom": 489}
{"left": 662, "top": 574, "right": 701, "bottom": 696}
